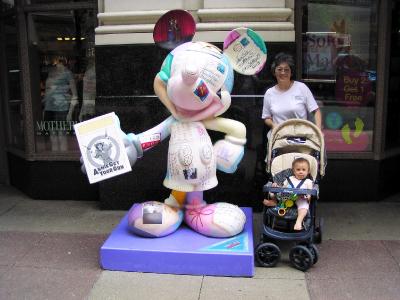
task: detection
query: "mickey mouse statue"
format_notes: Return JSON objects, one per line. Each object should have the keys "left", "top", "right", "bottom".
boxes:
{"left": 84, "top": 12, "right": 267, "bottom": 239}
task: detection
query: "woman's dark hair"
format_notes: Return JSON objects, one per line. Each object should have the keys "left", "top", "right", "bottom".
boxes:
{"left": 270, "top": 52, "right": 295, "bottom": 78}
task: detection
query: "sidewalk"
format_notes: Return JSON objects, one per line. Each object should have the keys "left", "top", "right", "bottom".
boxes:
{"left": 0, "top": 184, "right": 399, "bottom": 300}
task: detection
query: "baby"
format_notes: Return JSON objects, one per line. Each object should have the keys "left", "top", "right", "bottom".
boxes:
{"left": 263, "top": 157, "right": 313, "bottom": 230}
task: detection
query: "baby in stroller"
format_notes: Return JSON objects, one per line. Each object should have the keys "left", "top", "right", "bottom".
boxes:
{"left": 255, "top": 119, "right": 325, "bottom": 271}
{"left": 264, "top": 157, "right": 313, "bottom": 231}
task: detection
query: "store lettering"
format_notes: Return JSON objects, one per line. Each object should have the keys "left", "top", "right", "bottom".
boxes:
{"left": 36, "top": 120, "right": 77, "bottom": 132}
{"left": 345, "top": 94, "right": 362, "bottom": 102}
{"left": 343, "top": 75, "right": 362, "bottom": 103}
{"left": 344, "top": 76, "right": 359, "bottom": 85}
{"left": 305, "top": 33, "right": 337, "bottom": 74}
{"left": 306, "top": 53, "right": 332, "bottom": 71}
{"left": 307, "top": 34, "right": 336, "bottom": 48}
{"left": 336, "top": 70, "right": 372, "bottom": 106}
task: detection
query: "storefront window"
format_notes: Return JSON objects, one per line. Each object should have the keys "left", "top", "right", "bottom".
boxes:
{"left": 1, "top": 13, "right": 25, "bottom": 150}
{"left": 1, "top": 0, "right": 14, "bottom": 11}
{"left": 28, "top": 9, "right": 96, "bottom": 153}
{"left": 302, "top": 0, "right": 377, "bottom": 153}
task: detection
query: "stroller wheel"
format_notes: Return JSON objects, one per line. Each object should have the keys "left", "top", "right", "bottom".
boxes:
{"left": 314, "top": 217, "right": 324, "bottom": 244}
{"left": 299, "top": 243, "right": 319, "bottom": 265}
{"left": 255, "top": 243, "right": 281, "bottom": 267}
{"left": 289, "top": 245, "right": 313, "bottom": 271}
{"left": 308, "top": 244, "right": 319, "bottom": 264}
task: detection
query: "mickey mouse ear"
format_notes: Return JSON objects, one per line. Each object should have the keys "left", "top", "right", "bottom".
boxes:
{"left": 153, "top": 9, "right": 196, "bottom": 50}
{"left": 223, "top": 27, "right": 267, "bottom": 75}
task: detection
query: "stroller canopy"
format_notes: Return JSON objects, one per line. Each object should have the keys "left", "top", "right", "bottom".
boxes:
{"left": 267, "top": 119, "right": 326, "bottom": 177}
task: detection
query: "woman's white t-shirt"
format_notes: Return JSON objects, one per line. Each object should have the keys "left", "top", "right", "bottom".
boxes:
{"left": 262, "top": 81, "right": 319, "bottom": 137}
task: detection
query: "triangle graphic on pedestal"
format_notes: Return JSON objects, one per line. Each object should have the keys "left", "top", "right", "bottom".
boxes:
{"left": 200, "top": 233, "right": 249, "bottom": 252}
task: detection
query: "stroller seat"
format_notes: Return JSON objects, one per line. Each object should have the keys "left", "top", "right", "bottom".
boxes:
{"left": 266, "top": 152, "right": 318, "bottom": 232}
{"left": 265, "top": 205, "right": 312, "bottom": 232}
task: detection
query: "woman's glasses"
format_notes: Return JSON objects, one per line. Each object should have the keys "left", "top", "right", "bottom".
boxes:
{"left": 276, "top": 68, "right": 291, "bottom": 74}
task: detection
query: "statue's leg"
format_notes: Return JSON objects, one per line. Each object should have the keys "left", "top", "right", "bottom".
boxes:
{"left": 184, "top": 191, "right": 246, "bottom": 238}
{"left": 165, "top": 190, "right": 187, "bottom": 209}
{"left": 127, "top": 190, "right": 185, "bottom": 237}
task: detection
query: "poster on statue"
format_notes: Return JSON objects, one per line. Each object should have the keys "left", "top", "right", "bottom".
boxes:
{"left": 74, "top": 112, "right": 131, "bottom": 183}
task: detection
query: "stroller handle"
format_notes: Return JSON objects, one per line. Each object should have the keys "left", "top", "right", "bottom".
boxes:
{"left": 263, "top": 185, "right": 318, "bottom": 197}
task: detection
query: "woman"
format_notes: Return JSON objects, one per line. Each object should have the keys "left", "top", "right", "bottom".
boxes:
{"left": 262, "top": 53, "right": 322, "bottom": 139}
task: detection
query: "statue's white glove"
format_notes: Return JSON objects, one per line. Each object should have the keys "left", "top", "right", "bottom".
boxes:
{"left": 123, "top": 132, "right": 142, "bottom": 166}
{"left": 214, "top": 135, "right": 246, "bottom": 173}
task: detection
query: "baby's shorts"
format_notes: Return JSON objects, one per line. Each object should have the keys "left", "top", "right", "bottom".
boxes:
{"left": 297, "top": 198, "right": 309, "bottom": 210}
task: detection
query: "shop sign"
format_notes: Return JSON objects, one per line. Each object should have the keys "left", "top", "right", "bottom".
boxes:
{"left": 36, "top": 120, "right": 77, "bottom": 135}
{"left": 335, "top": 69, "right": 372, "bottom": 106}
{"left": 303, "top": 32, "right": 338, "bottom": 78}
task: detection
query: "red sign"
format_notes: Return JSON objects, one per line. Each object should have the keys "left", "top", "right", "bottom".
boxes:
{"left": 336, "top": 69, "right": 372, "bottom": 106}
{"left": 140, "top": 133, "right": 161, "bottom": 150}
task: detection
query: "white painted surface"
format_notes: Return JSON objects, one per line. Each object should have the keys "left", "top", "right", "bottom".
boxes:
{"left": 197, "top": 8, "right": 292, "bottom": 22}
{"left": 95, "top": 30, "right": 295, "bottom": 45}
{"left": 204, "top": 0, "right": 285, "bottom": 9}
{"left": 103, "top": 0, "right": 202, "bottom": 12}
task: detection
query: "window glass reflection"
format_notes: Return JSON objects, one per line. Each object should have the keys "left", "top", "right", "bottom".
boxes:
{"left": 29, "top": 9, "right": 96, "bottom": 153}
{"left": 302, "top": 0, "right": 377, "bottom": 153}
{"left": 1, "top": 1, "right": 14, "bottom": 12}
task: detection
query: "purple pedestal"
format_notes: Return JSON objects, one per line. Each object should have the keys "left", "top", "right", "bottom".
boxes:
{"left": 100, "top": 207, "right": 254, "bottom": 277}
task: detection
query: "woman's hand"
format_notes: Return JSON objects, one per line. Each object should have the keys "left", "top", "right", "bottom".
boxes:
{"left": 264, "top": 117, "right": 275, "bottom": 129}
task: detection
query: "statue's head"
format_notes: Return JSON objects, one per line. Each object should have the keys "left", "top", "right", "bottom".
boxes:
{"left": 154, "top": 12, "right": 267, "bottom": 121}
{"left": 160, "top": 41, "right": 234, "bottom": 121}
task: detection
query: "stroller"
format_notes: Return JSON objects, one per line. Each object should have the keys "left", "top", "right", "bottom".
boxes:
{"left": 255, "top": 119, "right": 326, "bottom": 271}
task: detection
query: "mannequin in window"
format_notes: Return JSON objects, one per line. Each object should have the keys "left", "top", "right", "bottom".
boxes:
{"left": 78, "top": 48, "right": 96, "bottom": 121}
{"left": 42, "top": 57, "right": 77, "bottom": 151}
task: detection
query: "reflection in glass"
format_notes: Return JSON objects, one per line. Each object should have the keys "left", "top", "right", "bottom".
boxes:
{"left": 322, "top": 106, "right": 373, "bottom": 152}
{"left": 302, "top": 1, "right": 377, "bottom": 153}
{"left": 79, "top": 45, "right": 96, "bottom": 121}
{"left": 42, "top": 57, "right": 77, "bottom": 151}
{"left": 1, "top": 1, "right": 14, "bottom": 11}
{"left": 28, "top": 9, "right": 96, "bottom": 153}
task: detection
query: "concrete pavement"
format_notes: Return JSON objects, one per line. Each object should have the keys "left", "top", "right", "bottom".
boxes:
{"left": 0, "top": 184, "right": 399, "bottom": 300}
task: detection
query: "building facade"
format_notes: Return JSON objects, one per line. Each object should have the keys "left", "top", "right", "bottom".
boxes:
{"left": 0, "top": 0, "right": 399, "bottom": 210}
